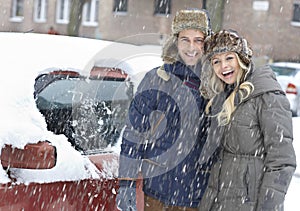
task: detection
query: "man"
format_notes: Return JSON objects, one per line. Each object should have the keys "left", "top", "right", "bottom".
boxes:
{"left": 117, "top": 9, "right": 214, "bottom": 211}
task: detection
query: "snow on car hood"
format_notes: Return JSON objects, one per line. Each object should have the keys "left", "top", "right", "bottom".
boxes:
{"left": 0, "top": 33, "right": 118, "bottom": 184}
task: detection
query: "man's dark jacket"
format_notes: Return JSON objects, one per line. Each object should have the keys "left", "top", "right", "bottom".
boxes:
{"left": 119, "top": 61, "right": 215, "bottom": 207}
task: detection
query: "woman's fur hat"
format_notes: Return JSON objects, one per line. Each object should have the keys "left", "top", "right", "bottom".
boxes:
{"left": 162, "top": 9, "right": 212, "bottom": 64}
{"left": 200, "top": 29, "right": 253, "bottom": 99}
{"left": 203, "top": 29, "right": 253, "bottom": 66}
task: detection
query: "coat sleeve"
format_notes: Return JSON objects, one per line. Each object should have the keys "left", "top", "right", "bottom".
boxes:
{"left": 118, "top": 71, "right": 158, "bottom": 180}
{"left": 256, "top": 91, "right": 297, "bottom": 211}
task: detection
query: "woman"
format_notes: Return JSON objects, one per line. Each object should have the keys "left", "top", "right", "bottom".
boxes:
{"left": 198, "top": 29, "right": 296, "bottom": 211}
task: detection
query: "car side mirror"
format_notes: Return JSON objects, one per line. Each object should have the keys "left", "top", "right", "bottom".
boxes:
{"left": 1, "top": 141, "right": 56, "bottom": 169}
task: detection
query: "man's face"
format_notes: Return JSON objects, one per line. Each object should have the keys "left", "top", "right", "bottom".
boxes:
{"left": 177, "top": 29, "right": 205, "bottom": 66}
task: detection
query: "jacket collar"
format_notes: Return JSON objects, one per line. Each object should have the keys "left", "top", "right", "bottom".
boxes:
{"left": 157, "top": 61, "right": 202, "bottom": 82}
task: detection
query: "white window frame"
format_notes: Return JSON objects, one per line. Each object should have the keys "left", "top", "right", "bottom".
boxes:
{"left": 10, "top": 0, "right": 24, "bottom": 22}
{"left": 82, "top": 0, "right": 99, "bottom": 26}
{"left": 56, "top": 0, "right": 70, "bottom": 24}
{"left": 34, "top": 0, "right": 47, "bottom": 23}
{"left": 291, "top": 2, "right": 300, "bottom": 27}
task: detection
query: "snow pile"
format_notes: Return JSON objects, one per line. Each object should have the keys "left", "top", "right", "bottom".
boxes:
{"left": 0, "top": 33, "right": 116, "bottom": 184}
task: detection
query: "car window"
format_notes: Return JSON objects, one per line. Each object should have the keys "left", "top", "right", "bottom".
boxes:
{"left": 35, "top": 72, "right": 133, "bottom": 154}
{"left": 37, "top": 79, "right": 130, "bottom": 106}
{"left": 270, "top": 65, "right": 298, "bottom": 76}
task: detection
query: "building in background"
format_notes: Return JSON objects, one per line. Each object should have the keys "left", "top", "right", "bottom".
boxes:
{"left": 0, "top": 0, "right": 299, "bottom": 62}
{"left": 222, "top": 0, "right": 300, "bottom": 64}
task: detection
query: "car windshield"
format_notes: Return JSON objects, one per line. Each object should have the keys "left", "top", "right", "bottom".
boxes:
{"left": 35, "top": 74, "right": 133, "bottom": 154}
{"left": 37, "top": 79, "right": 130, "bottom": 107}
{"left": 270, "top": 65, "right": 298, "bottom": 76}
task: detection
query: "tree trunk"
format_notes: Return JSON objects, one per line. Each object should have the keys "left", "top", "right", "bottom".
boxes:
{"left": 67, "top": 0, "right": 87, "bottom": 37}
{"left": 205, "top": 0, "right": 225, "bottom": 32}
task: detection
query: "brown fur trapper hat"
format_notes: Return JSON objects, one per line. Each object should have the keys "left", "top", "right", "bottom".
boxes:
{"left": 162, "top": 9, "right": 212, "bottom": 64}
{"left": 203, "top": 29, "right": 253, "bottom": 67}
{"left": 200, "top": 29, "right": 253, "bottom": 99}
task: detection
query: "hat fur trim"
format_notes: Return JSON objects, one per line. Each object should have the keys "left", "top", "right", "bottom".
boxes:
{"left": 161, "top": 36, "right": 178, "bottom": 64}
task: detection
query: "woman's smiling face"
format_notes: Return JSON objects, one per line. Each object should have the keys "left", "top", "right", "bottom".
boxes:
{"left": 211, "top": 52, "right": 241, "bottom": 84}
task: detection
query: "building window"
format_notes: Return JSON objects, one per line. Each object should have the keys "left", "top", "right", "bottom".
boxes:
{"left": 34, "top": 0, "right": 47, "bottom": 22}
{"left": 82, "top": 0, "right": 99, "bottom": 26}
{"left": 291, "top": 2, "right": 300, "bottom": 27}
{"left": 56, "top": 0, "right": 70, "bottom": 24}
{"left": 113, "top": 0, "right": 128, "bottom": 13}
{"left": 11, "top": 0, "right": 24, "bottom": 22}
{"left": 154, "top": 0, "right": 171, "bottom": 15}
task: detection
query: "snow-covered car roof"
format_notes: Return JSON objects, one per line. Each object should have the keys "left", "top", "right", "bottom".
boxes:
{"left": 0, "top": 32, "right": 162, "bottom": 184}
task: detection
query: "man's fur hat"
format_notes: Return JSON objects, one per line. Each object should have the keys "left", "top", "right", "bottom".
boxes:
{"left": 162, "top": 9, "right": 212, "bottom": 64}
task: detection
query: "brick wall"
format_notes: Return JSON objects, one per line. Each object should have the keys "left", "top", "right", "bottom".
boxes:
{"left": 0, "top": 0, "right": 299, "bottom": 61}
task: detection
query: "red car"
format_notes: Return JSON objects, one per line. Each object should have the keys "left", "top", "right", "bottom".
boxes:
{"left": 1, "top": 67, "right": 146, "bottom": 210}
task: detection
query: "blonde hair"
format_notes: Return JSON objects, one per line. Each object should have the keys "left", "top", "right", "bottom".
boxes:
{"left": 205, "top": 53, "right": 254, "bottom": 126}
